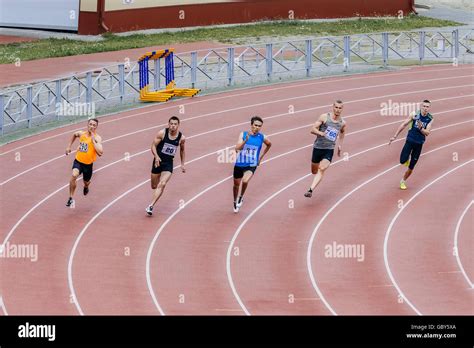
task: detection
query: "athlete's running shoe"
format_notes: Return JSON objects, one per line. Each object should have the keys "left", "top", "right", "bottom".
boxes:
{"left": 236, "top": 196, "right": 244, "bottom": 208}
{"left": 146, "top": 205, "right": 154, "bottom": 216}
{"left": 400, "top": 180, "right": 407, "bottom": 190}
{"left": 66, "top": 197, "right": 74, "bottom": 207}
{"left": 403, "top": 160, "right": 410, "bottom": 167}
{"left": 304, "top": 189, "right": 313, "bottom": 198}
{"left": 233, "top": 202, "right": 239, "bottom": 213}
{"left": 83, "top": 186, "right": 89, "bottom": 196}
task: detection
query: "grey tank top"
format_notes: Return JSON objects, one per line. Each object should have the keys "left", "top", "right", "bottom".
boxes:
{"left": 313, "top": 113, "right": 344, "bottom": 150}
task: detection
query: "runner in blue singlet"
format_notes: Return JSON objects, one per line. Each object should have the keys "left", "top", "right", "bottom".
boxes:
{"left": 233, "top": 116, "right": 272, "bottom": 213}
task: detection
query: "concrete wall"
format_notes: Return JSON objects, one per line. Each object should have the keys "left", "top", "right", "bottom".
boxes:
{"left": 416, "top": 0, "right": 473, "bottom": 10}
{"left": 78, "top": 0, "right": 416, "bottom": 35}
{"left": 0, "top": 0, "right": 80, "bottom": 31}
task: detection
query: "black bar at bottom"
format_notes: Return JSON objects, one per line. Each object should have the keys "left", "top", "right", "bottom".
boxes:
{"left": 0, "top": 315, "right": 472, "bottom": 346}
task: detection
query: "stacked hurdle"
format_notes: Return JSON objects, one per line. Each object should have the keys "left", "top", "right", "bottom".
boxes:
{"left": 138, "top": 49, "right": 200, "bottom": 102}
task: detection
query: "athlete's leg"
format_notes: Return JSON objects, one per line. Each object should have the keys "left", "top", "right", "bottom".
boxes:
{"left": 82, "top": 165, "right": 93, "bottom": 195}
{"left": 69, "top": 168, "right": 80, "bottom": 198}
{"left": 151, "top": 173, "right": 161, "bottom": 190}
{"left": 403, "top": 168, "right": 413, "bottom": 181}
{"left": 399, "top": 141, "right": 415, "bottom": 189}
{"left": 83, "top": 180, "right": 91, "bottom": 196}
{"left": 309, "top": 159, "right": 331, "bottom": 191}
{"left": 306, "top": 148, "right": 323, "bottom": 197}
{"left": 233, "top": 178, "right": 242, "bottom": 202}
{"left": 403, "top": 143, "right": 423, "bottom": 181}
{"left": 399, "top": 141, "right": 412, "bottom": 165}
{"left": 150, "top": 171, "right": 172, "bottom": 206}
{"left": 240, "top": 170, "right": 254, "bottom": 197}
{"left": 311, "top": 162, "right": 320, "bottom": 175}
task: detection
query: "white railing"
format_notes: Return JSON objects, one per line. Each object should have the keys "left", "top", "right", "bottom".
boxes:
{"left": 1, "top": 28, "right": 472, "bottom": 135}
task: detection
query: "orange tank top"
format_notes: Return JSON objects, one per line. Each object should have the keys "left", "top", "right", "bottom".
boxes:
{"left": 75, "top": 132, "right": 97, "bottom": 164}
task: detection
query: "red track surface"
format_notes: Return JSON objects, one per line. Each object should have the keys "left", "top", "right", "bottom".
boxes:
{"left": 0, "top": 64, "right": 473, "bottom": 315}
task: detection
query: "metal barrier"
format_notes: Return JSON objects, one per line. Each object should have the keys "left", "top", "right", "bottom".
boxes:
{"left": 1, "top": 28, "right": 472, "bottom": 135}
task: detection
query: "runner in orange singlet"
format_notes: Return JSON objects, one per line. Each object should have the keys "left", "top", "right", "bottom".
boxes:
{"left": 65, "top": 118, "right": 103, "bottom": 207}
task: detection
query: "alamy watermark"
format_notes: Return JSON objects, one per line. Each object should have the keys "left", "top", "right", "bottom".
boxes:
{"left": 380, "top": 100, "right": 420, "bottom": 116}
{"left": 0, "top": 242, "right": 38, "bottom": 262}
{"left": 324, "top": 241, "right": 365, "bottom": 262}
{"left": 217, "top": 147, "right": 258, "bottom": 166}
{"left": 56, "top": 101, "right": 96, "bottom": 118}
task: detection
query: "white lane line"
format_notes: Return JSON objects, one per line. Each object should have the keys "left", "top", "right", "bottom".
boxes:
{"left": 0, "top": 296, "right": 8, "bottom": 315}
{"left": 226, "top": 122, "right": 473, "bottom": 315}
{"left": 71, "top": 121, "right": 326, "bottom": 315}
{"left": 3, "top": 91, "right": 471, "bottom": 314}
{"left": 307, "top": 136, "right": 474, "bottom": 316}
{"left": 146, "top": 118, "right": 448, "bottom": 315}
{"left": 437, "top": 271, "right": 462, "bottom": 274}
{"left": 4, "top": 97, "right": 473, "bottom": 315}
{"left": 384, "top": 159, "right": 474, "bottom": 315}
{"left": 2, "top": 80, "right": 473, "bottom": 186}
{"left": 454, "top": 200, "right": 474, "bottom": 289}
{"left": 2, "top": 64, "right": 470, "bottom": 156}
{"left": 10, "top": 91, "right": 452, "bottom": 251}
{"left": 72, "top": 108, "right": 472, "bottom": 315}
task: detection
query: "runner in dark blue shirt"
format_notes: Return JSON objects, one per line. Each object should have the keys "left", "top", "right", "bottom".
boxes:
{"left": 146, "top": 116, "right": 186, "bottom": 216}
{"left": 389, "top": 100, "right": 434, "bottom": 190}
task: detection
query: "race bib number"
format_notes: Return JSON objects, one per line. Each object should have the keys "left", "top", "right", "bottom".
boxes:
{"left": 324, "top": 126, "right": 339, "bottom": 142}
{"left": 79, "top": 142, "right": 88, "bottom": 153}
{"left": 162, "top": 143, "right": 178, "bottom": 156}
{"left": 240, "top": 144, "right": 259, "bottom": 165}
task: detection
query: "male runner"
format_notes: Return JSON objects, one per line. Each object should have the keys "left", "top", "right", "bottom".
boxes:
{"left": 233, "top": 116, "right": 272, "bottom": 213}
{"left": 65, "top": 118, "right": 103, "bottom": 207}
{"left": 146, "top": 116, "right": 186, "bottom": 216}
{"left": 304, "top": 100, "right": 346, "bottom": 198}
{"left": 389, "top": 100, "right": 433, "bottom": 190}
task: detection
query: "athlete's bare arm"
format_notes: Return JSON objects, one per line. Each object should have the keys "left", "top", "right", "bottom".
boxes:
{"left": 258, "top": 136, "right": 272, "bottom": 166}
{"left": 418, "top": 119, "right": 433, "bottom": 137}
{"left": 310, "top": 114, "right": 328, "bottom": 137}
{"left": 151, "top": 129, "right": 165, "bottom": 166}
{"left": 337, "top": 122, "right": 347, "bottom": 157}
{"left": 179, "top": 135, "right": 186, "bottom": 173}
{"left": 92, "top": 134, "right": 104, "bottom": 156}
{"left": 235, "top": 131, "right": 250, "bottom": 152}
{"left": 389, "top": 112, "right": 415, "bottom": 145}
{"left": 65, "top": 131, "right": 83, "bottom": 155}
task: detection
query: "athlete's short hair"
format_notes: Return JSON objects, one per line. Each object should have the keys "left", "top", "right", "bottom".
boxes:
{"left": 422, "top": 100, "right": 431, "bottom": 104}
{"left": 251, "top": 116, "right": 263, "bottom": 125}
{"left": 334, "top": 100, "right": 343, "bottom": 105}
{"left": 169, "top": 116, "right": 180, "bottom": 124}
{"left": 88, "top": 118, "right": 99, "bottom": 125}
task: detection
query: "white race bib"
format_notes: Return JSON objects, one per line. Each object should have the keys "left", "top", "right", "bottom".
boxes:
{"left": 161, "top": 143, "right": 178, "bottom": 156}
{"left": 79, "top": 142, "right": 88, "bottom": 153}
{"left": 324, "top": 126, "right": 339, "bottom": 142}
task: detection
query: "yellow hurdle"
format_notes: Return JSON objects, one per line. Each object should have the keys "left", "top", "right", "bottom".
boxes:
{"left": 138, "top": 49, "right": 200, "bottom": 102}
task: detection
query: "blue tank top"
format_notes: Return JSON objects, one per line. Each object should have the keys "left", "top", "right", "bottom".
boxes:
{"left": 407, "top": 111, "right": 433, "bottom": 144}
{"left": 235, "top": 131, "right": 265, "bottom": 167}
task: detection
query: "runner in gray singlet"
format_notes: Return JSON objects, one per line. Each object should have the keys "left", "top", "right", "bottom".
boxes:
{"left": 304, "top": 100, "right": 347, "bottom": 198}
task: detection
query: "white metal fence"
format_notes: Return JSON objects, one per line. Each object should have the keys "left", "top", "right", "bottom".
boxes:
{"left": 1, "top": 29, "right": 472, "bottom": 135}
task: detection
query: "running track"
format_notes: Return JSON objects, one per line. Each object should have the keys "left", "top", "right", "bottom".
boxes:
{"left": 0, "top": 64, "right": 473, "bottom": 315}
